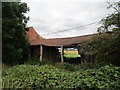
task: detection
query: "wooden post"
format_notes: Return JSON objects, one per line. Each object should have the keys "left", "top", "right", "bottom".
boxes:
{"left": 40, "top": 45, "right": 43, "bottom": 61}
{"left": 61, "top": 46, "right": 64, "bottom": 63}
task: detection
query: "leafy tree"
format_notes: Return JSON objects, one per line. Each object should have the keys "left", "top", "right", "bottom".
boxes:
{"left": 83, "top": 32, "right": 120, "bottom": 65}
{"left": 98, "top": 1, "right": 120, "bottom": 33}
{"left": 2, "top": 2, "right": 29, "bottom": 65}
{"left": 80, "top": 1, "right": 120, "bottom": 66}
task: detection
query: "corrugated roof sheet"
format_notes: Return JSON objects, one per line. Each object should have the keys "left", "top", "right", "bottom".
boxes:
{"left": 27, "top": 27, "right": 98, "bottom": 47}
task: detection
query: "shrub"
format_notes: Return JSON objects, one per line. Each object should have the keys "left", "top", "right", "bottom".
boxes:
{"left": 24, "top": 58, "right": 55, "bottom": 66}
{"left": 55, "top": 62, "right": 75, "bottom": 71}
{"left": 25, "top": 59, "right": 77, "bottom": 71}
{"left": 58, "top": 65, "right": 120, "bottom": 89}
{"left": 2, "top": 65, "right": 69, "bottom": 88}
{"left": 24, "top": 58, "right": 40, "bottom": 65}
{"left": 77, "top": 61, "right": 109, "bottom": 70}
{"left": 81, "top": 32, "right": 120, "bottom": 66}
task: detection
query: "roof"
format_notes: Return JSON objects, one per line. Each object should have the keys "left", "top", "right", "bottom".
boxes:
{"left": 27, "top": 27, "right": 98, "bottom": 47}
{"left": 26, "top": 27, "right": 43, "bottom": 41}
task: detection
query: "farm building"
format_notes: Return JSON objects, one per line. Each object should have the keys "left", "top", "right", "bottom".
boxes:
{"left": 27, "top": 27, "right": 99, "bottom": 62}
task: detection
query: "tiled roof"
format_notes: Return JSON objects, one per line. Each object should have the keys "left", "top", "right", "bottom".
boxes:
{"left": 27, "top": 27, "right": 98, "bottom": 47}
{"left": 30, "top": 34, "right": 98, "bottom": 47}
{"left": 26, "top": 27, "right": 43, "bottom": 41}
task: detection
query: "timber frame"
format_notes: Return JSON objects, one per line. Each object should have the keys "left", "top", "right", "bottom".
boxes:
{"left": 40, "top": 45, "right": 43, "bottom": 61}
{"left": 27, "top": 27, "right": 99, "bottom": 62}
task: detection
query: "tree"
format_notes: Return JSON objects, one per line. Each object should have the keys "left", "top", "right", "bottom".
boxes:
{"left": 2, "top": 2, "right": 29, "bottom": 65}
{"left": 98, "top": 1, "right": 120, "bottom": 33}
{"left": 92, "top": 1, "right": 120, "bottom": 65}
{"left": 80, "top": 1, "right": 120, "bottom": 66}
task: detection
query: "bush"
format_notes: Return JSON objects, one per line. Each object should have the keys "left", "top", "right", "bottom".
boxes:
{"left": 55, "top": 62, "right": 75, "bottom": 71}
{"left": 77, "top": 61, "right": 110, "bottom": 70}
{"left": 24, "top": 58, "right": 76, "bottom": 71}
{"left": 58, "top": 65, "right": 120, "bottom": 89}
{"left": 24, "top": 58, "right": 55, "bottom": 66}
{"left": 2, "top": 65, "right": 120, "bottom": 89}
{"left": 2, "top": 65, "right": 69, "bottom": 88}
{"left": 78, "top": 65, "right": 120, "bottom": 89}
{"left": 81, "top": 32, "right": 120, "bottom": 66}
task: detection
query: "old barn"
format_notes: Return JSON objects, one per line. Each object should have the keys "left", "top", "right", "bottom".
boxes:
{"left": 27, "top": 27, "right": 98, "bottom": 62}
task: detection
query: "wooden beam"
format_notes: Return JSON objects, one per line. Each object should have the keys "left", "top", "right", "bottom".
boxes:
{"left": 61, "top": 46, "right": 64, "bottom": 63}
{"left": 40, "top": 45, "right": 43, "bottom": 61}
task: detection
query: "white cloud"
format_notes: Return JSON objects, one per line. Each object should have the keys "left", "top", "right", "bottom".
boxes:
{"left": 22, "top": 0, "right": 115, "bottom": 38}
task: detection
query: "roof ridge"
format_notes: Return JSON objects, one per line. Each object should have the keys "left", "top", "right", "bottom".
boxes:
{"left": 46, "top": 33, "right": 98, "bottom": 40}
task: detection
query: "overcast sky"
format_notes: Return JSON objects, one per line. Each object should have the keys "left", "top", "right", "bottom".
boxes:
{"left": 21, "top": 0, "right": 117, "bottom": 39}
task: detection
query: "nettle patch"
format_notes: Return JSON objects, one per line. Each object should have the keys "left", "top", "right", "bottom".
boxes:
{"left": 2, "top": 65, "right": 120, "bottom": 89}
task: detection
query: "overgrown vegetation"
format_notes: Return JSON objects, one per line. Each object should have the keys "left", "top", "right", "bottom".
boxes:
{"left": 2, "top": 2, "right": 29, "bottom": 65}
{"left": 2, "top": 64, "right": 120, "bottom": 89}
{"left": 25, "top": 58, "right": 113, "bottom": 71}
{"left": 2, "top": 1, "right": 120, "bottom": 89}
{"left": 98, "top": 1, "right": 120, "bottom": 32}
{"left": 79, "top": 1, "right": 120, "bottom": 66}
{"left": 82, "top": 31, "right": 120, "bottom": 65}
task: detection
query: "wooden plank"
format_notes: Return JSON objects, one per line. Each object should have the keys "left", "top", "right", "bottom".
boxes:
{"left": 61, "top": 46, "right": 64, "bottom": 62}
{"left": 40, "top": 45, "right": 43, "bottom": 61}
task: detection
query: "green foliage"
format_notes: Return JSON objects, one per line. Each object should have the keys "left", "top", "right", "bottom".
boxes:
{"left": 2, "top": 65, "right": 120, "bottom": 89}
{"left": 24, "top": 58, "right": 109, "bottom": 71}
{"left": 2, "top": 2, "right": 29, "bottom": 65}
{"left": 98, "top": 1, "right": 120, "bottom": 32}
{"left": 24, "top": 58, "right": 56, "bottom": 66}
{"left": 91, "top": 1, "right": 120, "bottom": 65}
{"left": 25, "top": 58, "right": 76, "bottom": 71}
{"left": 83, "top": 31, "right": 120, "bottom": 65}
{"left": 2, "top": 65, "right": 68, "bottom": 88}
{"left": 72, "top": 65, "right": 120, "bottom": 89}
{"left": 78, "top": 1, "right": 120, "bottom": 66}
{"left": 24, "top": 58, "right": 40, "bottom": 65}
{"left": 55, "top": 63, "right": 76, "bottom": 71}
{"left": 76, "top": 60, "right": 108, "bottom": 71}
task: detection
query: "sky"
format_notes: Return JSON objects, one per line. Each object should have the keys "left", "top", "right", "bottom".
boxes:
{"left": 21, "top": 0, "right": 117, "bottom": 39}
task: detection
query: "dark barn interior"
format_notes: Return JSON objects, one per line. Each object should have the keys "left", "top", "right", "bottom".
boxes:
{"left": 27, "top": 27, "right": 98, "bottom": 63}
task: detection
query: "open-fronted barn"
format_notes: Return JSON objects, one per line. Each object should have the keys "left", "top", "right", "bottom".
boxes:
{"left": 27, "top": 27, "right": 99, "bottom": 62}
{"left": 27, "top": 27, "right": 61, "bottom": 62}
